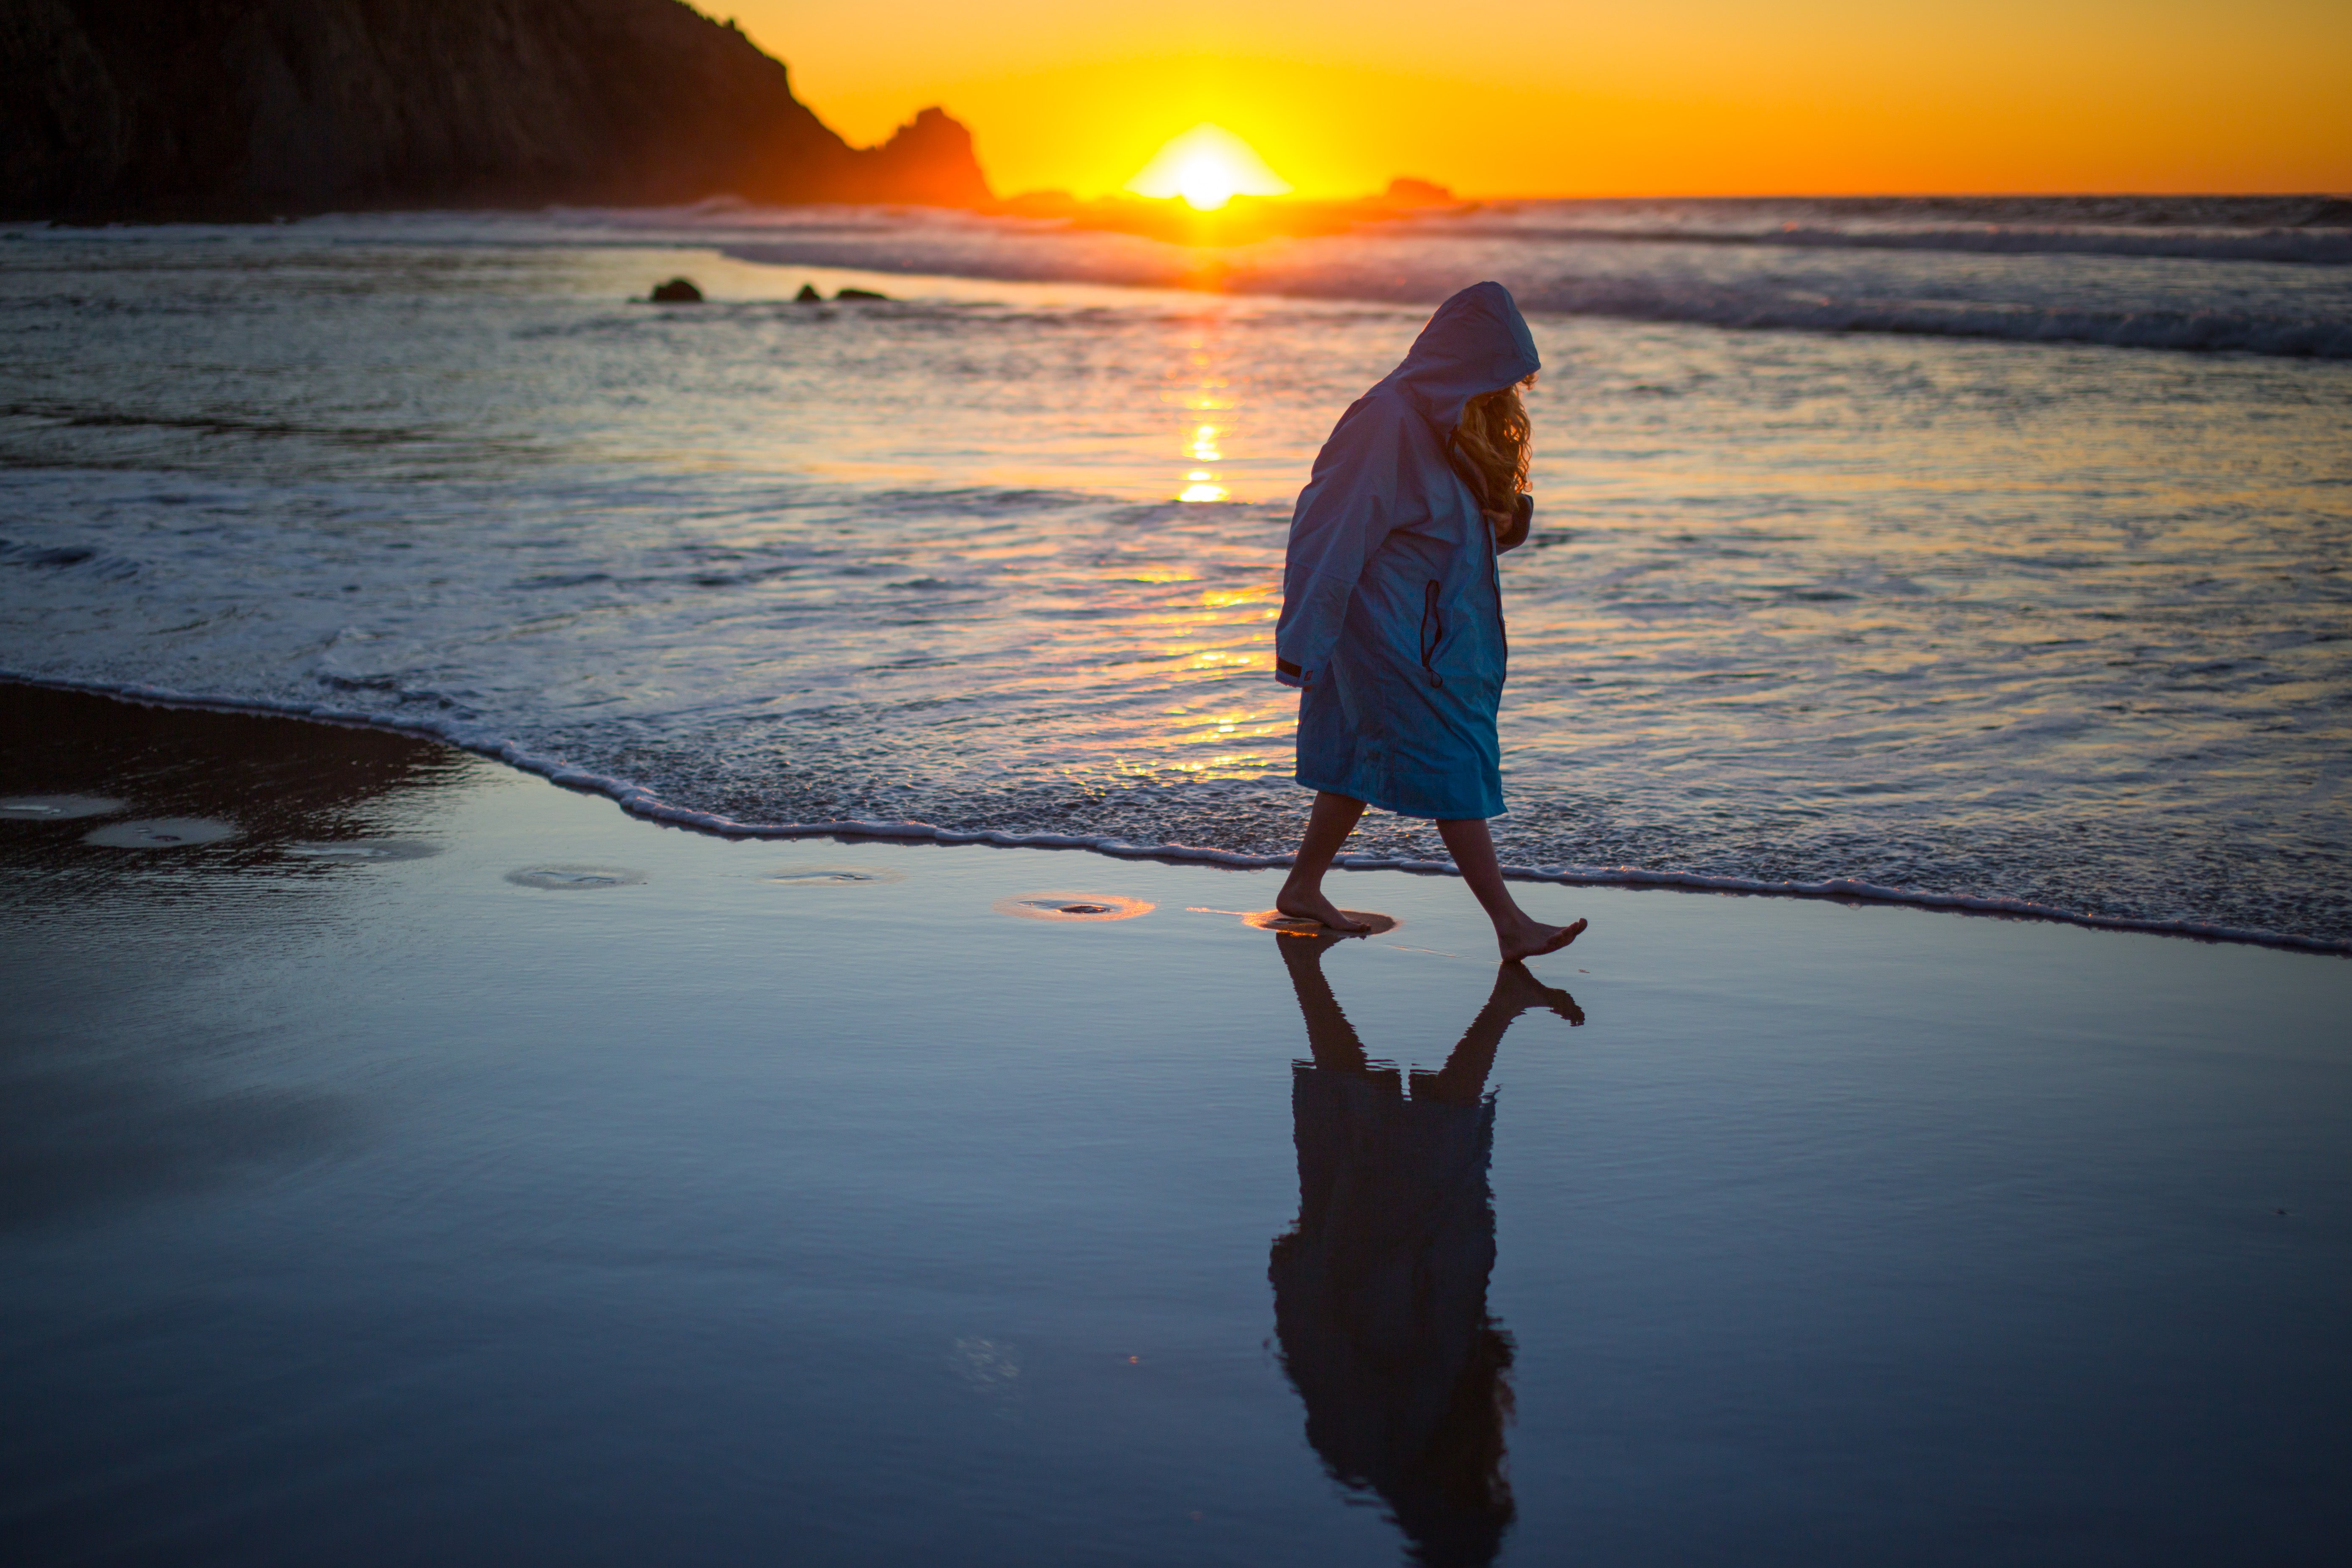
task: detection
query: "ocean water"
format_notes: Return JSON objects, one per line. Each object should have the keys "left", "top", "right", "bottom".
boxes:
{"left": 2, "top": 199, "right": 2349, "bottom": 946}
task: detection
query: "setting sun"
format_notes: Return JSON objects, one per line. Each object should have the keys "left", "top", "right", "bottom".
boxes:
{"left": 1122, "top": 124, "right": 1293, "bottom": 210}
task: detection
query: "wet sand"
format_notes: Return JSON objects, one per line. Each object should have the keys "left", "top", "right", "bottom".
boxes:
{"left": 3, "top": 683, "right": 2348, "bottom": 1566}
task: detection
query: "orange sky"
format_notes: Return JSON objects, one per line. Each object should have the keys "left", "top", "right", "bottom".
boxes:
{"left": 721, "top": 1, "right": 2349, "bottom": 198}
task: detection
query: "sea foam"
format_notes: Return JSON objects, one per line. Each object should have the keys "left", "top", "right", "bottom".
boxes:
{"left": 6, "top": 670, "right": 2346, "bottom": 956}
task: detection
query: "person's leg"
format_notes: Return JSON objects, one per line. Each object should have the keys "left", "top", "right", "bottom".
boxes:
{"left": 1277, "top": 791, "right": 1371, "bottom": 931}
{"left": 1436, "top": 816, "right": 1587, "bottom": 961}
{"left": 1275, "top": 932, "right": 1372, "bottom": 1072}
{"left": 1417, "top": 962, "right": 1587, "bottom": 1105}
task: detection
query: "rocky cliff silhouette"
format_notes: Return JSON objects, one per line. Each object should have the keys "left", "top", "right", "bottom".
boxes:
{"left": 2, "top": 0, "right": 991, "bottom": 220}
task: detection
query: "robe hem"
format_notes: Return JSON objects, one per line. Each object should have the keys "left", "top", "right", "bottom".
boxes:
{"left": 1293, "top": 772, "right": 1502, "bottom": 823}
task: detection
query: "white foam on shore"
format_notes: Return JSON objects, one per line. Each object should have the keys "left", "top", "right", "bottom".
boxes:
{"left": 13, "top": 669, "right": 2346, "bottom": 959}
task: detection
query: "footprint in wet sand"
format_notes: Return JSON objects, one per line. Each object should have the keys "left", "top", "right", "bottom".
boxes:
{"left": 1, "top": 795, "right": 128, "bottom": 822}
{"left": 505, "top": 865, "right": 646, "bottom": 891}
{"left": 83, "top": 818, "right": 240, "bottom": 849}
{"left": 991, "top": 893, "right": 1155, "bottom": 922}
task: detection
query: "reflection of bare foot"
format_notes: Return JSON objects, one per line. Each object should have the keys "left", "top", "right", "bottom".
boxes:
{"left": 1492, "top": 961, "right": 1585, "bottom": 1024}
{"left": 1276, "top": 887, "right": 1373, "bottom": 933}
{"left": 1497, "top": 916, "right": 1586, "bottom": 963}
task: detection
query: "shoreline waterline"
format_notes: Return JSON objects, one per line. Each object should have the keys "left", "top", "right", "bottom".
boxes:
{"left": 13, "top": 671, "right": 2342, "bottom": 960}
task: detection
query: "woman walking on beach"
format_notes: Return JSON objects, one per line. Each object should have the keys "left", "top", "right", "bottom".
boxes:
{"left": 1274, "top": 282, "right": 1586, "bottom": 961}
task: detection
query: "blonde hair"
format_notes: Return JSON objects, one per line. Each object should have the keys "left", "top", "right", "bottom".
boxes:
{"left": 1449, "top": 377, "right": 1534, "bottom": 539}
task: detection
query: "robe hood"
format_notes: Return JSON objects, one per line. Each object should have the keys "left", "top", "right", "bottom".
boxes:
{"left": 1376, "top": 281, "right": 1540, "bottom": 434}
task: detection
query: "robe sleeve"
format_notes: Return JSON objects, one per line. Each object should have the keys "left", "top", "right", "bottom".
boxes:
{"left": 1274, "top": 399, "right": 1419, "bottom": 688}
{"left": 1494, "top": 492, "right": 1533, "bottom": 554}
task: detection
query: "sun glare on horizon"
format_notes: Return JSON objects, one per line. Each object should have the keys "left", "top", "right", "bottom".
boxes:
{"left": 1123, "top": 124, "right": 1293, "bottom": 210}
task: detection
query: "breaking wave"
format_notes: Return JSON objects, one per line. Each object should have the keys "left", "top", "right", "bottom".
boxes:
{"left": 1499, "top": 278, "right": 2352, "bottom": 357}
{"left": 702, "top": 201, "right": 2352, "bottom": 359}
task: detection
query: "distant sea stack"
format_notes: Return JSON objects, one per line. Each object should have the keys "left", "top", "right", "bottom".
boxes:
{"left": 1, "top": 0, "right": 993, "bottom": 220}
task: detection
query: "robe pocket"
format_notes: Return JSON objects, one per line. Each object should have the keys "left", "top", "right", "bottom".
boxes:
{"left": 1418, "top": 580, "right": 1447, "bottom": 688}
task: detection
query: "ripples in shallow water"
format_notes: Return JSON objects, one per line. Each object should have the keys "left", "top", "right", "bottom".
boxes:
{"left": 0, "top": 223, "right": 2346, "bottom": 942}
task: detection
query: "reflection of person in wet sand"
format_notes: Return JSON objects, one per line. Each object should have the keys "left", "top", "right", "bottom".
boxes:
{"left": 1267, "top": 932, "right": 1583, "bottom": 1568}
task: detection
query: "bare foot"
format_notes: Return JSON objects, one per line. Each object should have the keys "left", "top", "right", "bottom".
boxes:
{"left": 1276, "top": 887, "right": 1373, "bottom": 933}
{"left": 1497, "top": 916, "right": 1586, "bottom": 963}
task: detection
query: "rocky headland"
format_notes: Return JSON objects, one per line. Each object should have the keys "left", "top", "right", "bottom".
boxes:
{"left": 2, "top": 0, "right": 991, "bottom": 220}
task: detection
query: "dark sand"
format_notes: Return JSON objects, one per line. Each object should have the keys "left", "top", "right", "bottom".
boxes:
{"left": 3, "top": 684, "right": 2347, "bottom": 1566}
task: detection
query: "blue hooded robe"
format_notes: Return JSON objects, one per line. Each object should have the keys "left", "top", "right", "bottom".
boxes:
{"left": 1275, "top": 282, "right": 1540, "bottom": 821}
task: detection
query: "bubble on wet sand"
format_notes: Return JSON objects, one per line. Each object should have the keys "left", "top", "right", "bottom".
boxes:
{"left": 284, "top": 840, "right": 441, "bottom": 862}
{"left": 991, "top": 892, "right": 1155, "bottom": 922}
{"left": 83, "top": 817, "right": 241, "bottom": 849}
{"left": 1242, "top": 908, "right": 1401, "bottom": 938}
{"left": 767, "top": 864, "right": 905, "bottom": 886}
{"left": 506, "top": 865, "right": 646, "bottom": 891}
{"left": 2, "top": 795, "right": 128, "bottom": 821}
{"left": 950, "top": 1337, "right": 1021, "bottom": 1397}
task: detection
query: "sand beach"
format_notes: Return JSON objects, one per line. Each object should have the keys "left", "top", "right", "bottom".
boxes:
{"left": 8, "top": 4, "right": 2351, "bottom": 1560}
{"left": 4, "top": 682, "right": 2346, "bottom": 1564}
